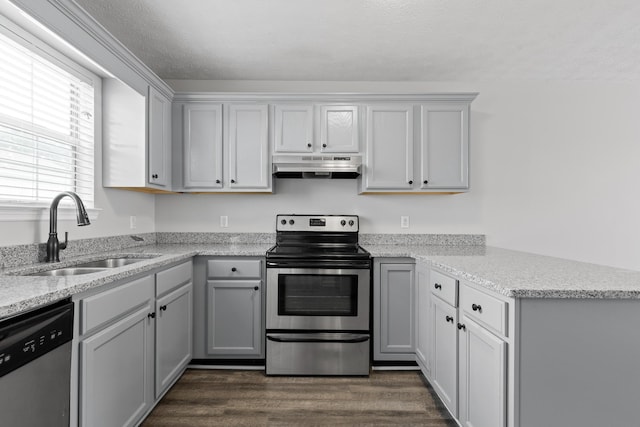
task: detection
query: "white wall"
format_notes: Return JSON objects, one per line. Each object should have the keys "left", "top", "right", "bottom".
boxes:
{"left": 161, "top": 80, "right": 640, "bottom": 271}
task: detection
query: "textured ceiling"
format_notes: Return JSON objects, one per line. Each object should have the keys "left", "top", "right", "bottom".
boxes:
{"left": 73, "top": 0, "right": 640, "bottom": 81}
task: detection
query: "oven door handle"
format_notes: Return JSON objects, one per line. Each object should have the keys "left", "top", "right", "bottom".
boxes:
{"left": 266, "top": 333, "right": 370, "bottom": 344}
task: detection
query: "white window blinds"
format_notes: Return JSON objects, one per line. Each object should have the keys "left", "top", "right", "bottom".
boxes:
{"left": 0, "top": 29, "right": 95, "bottom": 207}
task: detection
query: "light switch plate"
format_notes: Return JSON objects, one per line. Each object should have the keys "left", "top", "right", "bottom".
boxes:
{"left": 220, "top": 216, "right": 228, "bottom": 228}
{"left": 400, "top": 216, "right": 409, "bottom": 228}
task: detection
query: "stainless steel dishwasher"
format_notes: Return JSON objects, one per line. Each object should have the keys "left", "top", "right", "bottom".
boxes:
{"left": 0, "top": 298, "right": 74, "bottom": 427}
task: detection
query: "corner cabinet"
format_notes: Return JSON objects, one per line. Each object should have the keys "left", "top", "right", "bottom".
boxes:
{"left": 175, "top": 102, "right": 272, "bottom": 192}
{"left": 373, "top": 258, "right": 416, "bottom": 361}
{"left": 103, "top": 80, "right": 172, "bottom": 192}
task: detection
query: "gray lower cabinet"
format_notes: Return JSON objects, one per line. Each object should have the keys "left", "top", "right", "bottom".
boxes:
{"left": 373, "top": 258, "right": 415, "bottom": 361}
{"left": 80, "top": 304, "right": 154, "bottom": 427}
{"left": 154, "top": 261, "right": 193, "bottom": 398}
{"left": 458, "top": 314, "right": 506, "bottom": 427}
{"left": 79, "top": 276, "right": 155, "bottom": 427}
{"left": 414, "top": 261, "right": 431, "bottom": 377}
{"left": 76, "top": 260, "right": 193, "bottom": 427}
{"left": 192, "top": 256, "right": 264, "bottom": 359}
{"left": 430, "top": 293, "right": 458, "bottom": 417}
{"left": 206, "top": 279, "right": 262, "bottom": 356}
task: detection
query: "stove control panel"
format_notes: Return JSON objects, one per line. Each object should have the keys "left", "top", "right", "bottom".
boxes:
{"left": 276, "top": 215, "right": 359, "bottom": 232}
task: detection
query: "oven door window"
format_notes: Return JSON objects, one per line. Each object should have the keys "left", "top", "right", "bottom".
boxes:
{"left": 278, "top": 274, "right": 358, "bottom": 316}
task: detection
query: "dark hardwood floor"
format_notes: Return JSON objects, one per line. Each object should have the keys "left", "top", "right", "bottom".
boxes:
{"left": 142, "top": 369, "right": 456, "bottom": 426}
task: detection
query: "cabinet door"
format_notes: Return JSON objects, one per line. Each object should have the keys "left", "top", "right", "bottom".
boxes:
{"left": 430, "top": 296, "right": 458, "bottom": 417}
{"left": 148, "top": 86, "right": 170, "bottom": 187}
{"left": 376, "top": 263, "right": 415, "bottom": 359}
{"left": 206, "top": 279, "right": 262, "bottom": 356}
{"left": 420, "top": 103, "right": 469, "bottom": 189}
{"left": 415, "top": 262, "right": 431, "bottom": 378}
{"left": 80, "top": 304, "right": 154, "bottom": 427}
{"left": 273, "top": 104, "right": 313, "bottom": 153}
{"left": 458, "top": 315, "right": 506, "bottom": 427}
{"left": 183, "top": 103, "right": 223, "bottom": 188}
{"left": 227, "top": 104, "right": 270, "bottom": 190}
{"left": 364, "top": 105, "right": 414, "bottom": 190}
{"left": 155, "top": 282, "right": 193, "bottom": 399}
{"left": 319, "top": 105, "right": 359, "bottom": 153}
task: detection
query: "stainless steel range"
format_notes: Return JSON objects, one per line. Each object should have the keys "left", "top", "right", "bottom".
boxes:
{"left": 265, "top": 214, "right": 372, "bottom": 376}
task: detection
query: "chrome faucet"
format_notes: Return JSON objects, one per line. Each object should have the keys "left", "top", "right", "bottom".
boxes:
{"left": 46, "top": 191, "right": 91, "bottom": 262}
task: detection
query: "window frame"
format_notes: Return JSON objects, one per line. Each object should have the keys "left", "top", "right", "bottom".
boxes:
{"left": 0, "top": 13, "right": 101, "bottom": 222}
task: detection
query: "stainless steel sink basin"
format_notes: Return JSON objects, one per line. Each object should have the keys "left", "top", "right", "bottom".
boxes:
{"left": 29, "top": 267, "right": 107, "bottom": 276}
{"left": 73, "top": 257, "right": 149, "bottom": 268}
{"left": 22, "top": 255, "right": 160, "bottom": 276}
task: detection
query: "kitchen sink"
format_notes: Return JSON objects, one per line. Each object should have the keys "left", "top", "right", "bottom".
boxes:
{"left": 29, "top": 267, "right": 107, "bottom": 276}
{"left": 73, "top": 257, "right": 150, "bottom": 268}
{"left": 24, "top": 255, "right": 160, "bottom": 276}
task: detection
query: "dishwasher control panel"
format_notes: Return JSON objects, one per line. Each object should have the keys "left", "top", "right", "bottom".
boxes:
{"left": 0, "top": 299, "right": 73, "bottom": 378}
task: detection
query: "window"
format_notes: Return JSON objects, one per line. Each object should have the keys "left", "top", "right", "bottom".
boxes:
{"left": 0, "top": 24, "right": 95, "bottom": 208}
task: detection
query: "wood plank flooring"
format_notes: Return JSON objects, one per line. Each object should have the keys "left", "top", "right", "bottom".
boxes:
{"left": 142, "top": 369, "right": 456, "bottom": 426}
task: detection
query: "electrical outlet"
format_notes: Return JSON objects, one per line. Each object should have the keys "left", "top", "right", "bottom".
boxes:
{"left": 220, "top": 216, "right": 228, "bottom": 228}
{"left": 129, "top": 216, "right": 137, "bottom": 229}
{"left": 400, "top": 216, "right": 410, "bottom": 228}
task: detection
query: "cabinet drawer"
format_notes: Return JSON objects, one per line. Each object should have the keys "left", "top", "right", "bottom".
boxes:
{"left": 430, "top": 270, "right": 458, "bottom": 307}
{"left": 81, "top": 275, "right": 153, "bottom": 335}
{"left": 208, "top": 259, "right": 262, "bottom": 279}
{"left": 156, "top": 260, "right": 192, "bottom": 296}
{"left": 459, "top": 283, "right": 508, "bottom": 337}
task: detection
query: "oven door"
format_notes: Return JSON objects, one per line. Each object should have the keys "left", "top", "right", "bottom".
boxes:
{"left": 266, "top": 267, "right": 370, "bottom": 331}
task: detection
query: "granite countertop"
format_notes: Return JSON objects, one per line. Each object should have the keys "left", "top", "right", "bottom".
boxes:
{"left": 2, "top": 241, "right": 640, "bottom": 320}
{"left": 0, "top": 243, "right": 272, "bottom": 319}
{"left": 368, "top": 245, "right": 640, "bottom": 299}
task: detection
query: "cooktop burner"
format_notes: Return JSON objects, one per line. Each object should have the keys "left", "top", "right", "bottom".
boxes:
{"left": 266, "top": 215, "right": 371, "bottom": 268}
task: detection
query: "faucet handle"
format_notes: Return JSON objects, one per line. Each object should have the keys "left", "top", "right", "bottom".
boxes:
{"left": 59, "top": 231, "right": 68, "bottom": 250}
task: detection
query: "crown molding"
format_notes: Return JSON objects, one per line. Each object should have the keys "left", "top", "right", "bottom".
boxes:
{"left": 172, "top": 92, "right": 479, "bottom": 103}
{"left": 10, "top": 0, "right": 173, "bottom": 99}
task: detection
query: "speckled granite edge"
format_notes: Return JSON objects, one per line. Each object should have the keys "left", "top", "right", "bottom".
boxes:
{"left": 360, "top": 233, "right": 485, "bottom": 246}
{"left": 0, "top": 233, "right": 157, "bottom": 269}
{"left": 156, "top": 232, "right": 276, "bottom": 244}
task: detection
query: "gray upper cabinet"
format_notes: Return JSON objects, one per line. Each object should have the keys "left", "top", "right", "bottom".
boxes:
{"left": 373, "top": 258, "right": 416, "bottom": 361}
{"left": 319, "top": 105, "right": 359, "bottom": 153}
{"left": 362, "top": 104, "right": 415, "bottom": 191}
{"left": 103, "top": 81, "right": 172, "bottom": 192}
{"left": 361, "top": 95, "right": 476, "bottom": 194}
{"left": 227, "top": 104, "right": 271, "bottom": 190}
{"left": 182, "top": 103, "right": 224, "bottom": 189}
{"left": 148, "top": 86, "right": 171, "bottom": 188}
{"left": 273, "top": 104, "right": 314, "bottom": 153}
{"left": 420, "top": 102, "right": 469, "bottom": 189}
{"left": 177, "top": 102, "right": 271, "bottom": 192}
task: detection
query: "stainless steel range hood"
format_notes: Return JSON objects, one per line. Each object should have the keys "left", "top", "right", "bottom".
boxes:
{"left": 272, "top": 155, "right": 362, "bottom": 179}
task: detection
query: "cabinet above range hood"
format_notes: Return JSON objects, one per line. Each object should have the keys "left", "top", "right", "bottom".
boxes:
{"left": 272, "top": 155, "right": 362, "bottom": 179}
